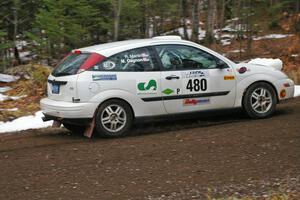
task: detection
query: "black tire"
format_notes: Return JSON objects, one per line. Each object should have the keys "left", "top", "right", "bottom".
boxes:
{"left": 243, "top": 82, "right": 277, "bottom": 119}
{"left": 63, "top": 123, "right": 86, "bottom": 135}
{"left": 95, "top": 99, "right": 133, "bottom": 137}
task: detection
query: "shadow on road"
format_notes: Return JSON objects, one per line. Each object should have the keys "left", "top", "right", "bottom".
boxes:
{"left": 20, "top": 106, "right": 293, "bottom": 141}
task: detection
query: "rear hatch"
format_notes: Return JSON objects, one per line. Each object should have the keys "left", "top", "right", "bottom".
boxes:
{"left": 48, "top": 51, "right": 104, "bottom": 102}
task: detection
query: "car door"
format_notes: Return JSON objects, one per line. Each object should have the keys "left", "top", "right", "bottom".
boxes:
{"left": 76, "top": 47, "right": 166, "bottom": 116}
{"left": 155, "top": 44, "right": 236, "bottom": 114}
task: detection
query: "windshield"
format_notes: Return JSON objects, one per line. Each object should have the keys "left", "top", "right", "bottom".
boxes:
{"left": 52, "top": 53, "right": 91, "bottom": 77}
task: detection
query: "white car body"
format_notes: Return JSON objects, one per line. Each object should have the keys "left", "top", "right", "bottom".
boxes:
{"left": 40, "top": 36, "right": 294, "bottom": 135}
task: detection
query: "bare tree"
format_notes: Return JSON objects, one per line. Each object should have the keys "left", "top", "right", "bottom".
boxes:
{"left": 245, "top": 0, "right": 253, "bottom": 56}
{"left": 181, "top": 0, "right": 189, "bottom": 40}
{"left": 191, "top": 0, "right": 200, "bottom": 42}
{"left": 205, "top": 0, "right": 217, "bottom": 45}
{"left": 296, "top": 0, "right": 300, "bottom": 13}
{"left": 12, "top": 0, "right": 21, "bottom": 65}
{"left": 113, "top": 0, "right": 122, "bottom": 41}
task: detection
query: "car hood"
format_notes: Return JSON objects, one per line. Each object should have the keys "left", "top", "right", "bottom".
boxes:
{"left": 235, "top": 58, "right": 288, "bottom": 79}
{"left": 244, "top": 58, "right": 283, "bottom": 70}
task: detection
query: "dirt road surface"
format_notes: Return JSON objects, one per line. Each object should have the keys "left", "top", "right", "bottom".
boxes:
{"left": 0, "top": 98, "right": 300, "bottom": 200}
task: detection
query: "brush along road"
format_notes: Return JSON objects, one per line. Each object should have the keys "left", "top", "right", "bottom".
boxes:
{"left": 0, "top": 98, "right": 300, "bottom": 199}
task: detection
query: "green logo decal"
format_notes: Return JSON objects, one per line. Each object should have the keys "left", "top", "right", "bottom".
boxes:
{"left": 162, "top": 88, "right": 174, "bottom": 95}
{"left": 138, "top": 79, "right": 157, "bottom": 91}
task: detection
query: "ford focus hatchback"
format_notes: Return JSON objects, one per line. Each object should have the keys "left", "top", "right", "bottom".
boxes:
{"left": 40, "top": 36, "right": 295, "bottom": 137}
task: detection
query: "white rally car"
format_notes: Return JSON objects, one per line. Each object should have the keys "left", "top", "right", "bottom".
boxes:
{"left": 40, "top": 36, "right": 295, "bottom": 137}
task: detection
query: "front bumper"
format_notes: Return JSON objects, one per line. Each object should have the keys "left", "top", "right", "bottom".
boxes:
{"left": 274, "top": 78, "right": 295, "bottom": 101}
{"left": 40, "top": 98, "right": 98, "bottom": 119}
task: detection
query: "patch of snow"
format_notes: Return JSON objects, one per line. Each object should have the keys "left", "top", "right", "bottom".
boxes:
{"left": 291, "top": 54, "right": 299, "bottom": 57}
{"left": 295, "top": 85, "right": 300, "bottom": 97}
{"left": 253, "top": 34, "right": 293, "bottom": 41}
{"left": 221, "top": 39, "right": 231, "bottom": 46}
{"left": 0, "top": 111, "right": 53, "bottom": 134}
{"left": 221, "top": 34, "right": 235, "bottom": 39}
{"left": 226, "top": 17, "right": 239, "bottom": 23}
{"left": 0, "top": 86, "right": 12, "bottom": 93}
{"left": 163, "top": 27, "right": 206, "bottom": 40}
{"left": 16, "top": 40, "right": 29, "bottom": 50}
{"left": 0, "top": 94, "right": 27, "bottom": 101}
{"left": 229, "top": 49, "right": 245, "bottom": 53}
{"left": 0, "top": 73, "right": 20, "bottom": 83}
{"left": 248, "top": 58, "right": 283, "bottom": 70}
{"left": 19, "top": 51, "right": 31, "bottom": 58}
{"left": 0, "top": 108, "right": 18, "bottom": 111}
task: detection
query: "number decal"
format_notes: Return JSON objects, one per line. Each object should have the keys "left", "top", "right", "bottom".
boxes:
{"left": 186, "top": 79, "right": 207, "bottom": 92}
{"left": 186, "top": 79, "right": 193, "bottom": 91}
{"left": 200, "top": 78, "right": 207, "bottom": 91}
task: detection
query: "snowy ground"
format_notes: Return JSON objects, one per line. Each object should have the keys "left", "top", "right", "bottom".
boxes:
{"left": 295, "top": 85, "right": 300, "bottom": 97}
{"left": 0, "top": 111, "right": 53, "bottom": 134}
{"left": 0, "top": 86, "right": 299, "bottom": 134}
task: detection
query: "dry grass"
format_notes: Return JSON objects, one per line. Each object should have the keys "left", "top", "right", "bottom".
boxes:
{"left": 0, "top": 64, "right": 51, "bottom": 122}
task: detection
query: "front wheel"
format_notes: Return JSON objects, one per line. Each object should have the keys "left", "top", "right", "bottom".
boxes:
{"left": 95, "top": 99, "right": 133, "bottom": 137}
{"left": 243, "top": 82, "right": 277, "bottom": 119}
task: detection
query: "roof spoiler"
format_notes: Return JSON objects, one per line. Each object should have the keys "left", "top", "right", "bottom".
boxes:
{"left": 152, "top": 36, "right": 182, "bottom": 40}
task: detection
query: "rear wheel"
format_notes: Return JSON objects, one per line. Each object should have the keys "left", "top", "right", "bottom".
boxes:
{"left": 243, "top": 82, "right": 277, "bottom": 119}
{"left": 63, "top": 123, "right": 86, "bottom": 135}
{"left": 95, "top": 99, "right": 133, "bottom": 137}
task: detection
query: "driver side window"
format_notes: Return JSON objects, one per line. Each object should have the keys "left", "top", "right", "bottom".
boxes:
{"left": 91, "top": 47, "right": 159, "bottom": 72}
{"left": 155, "top": 45, "right": 226, "bottom": 71}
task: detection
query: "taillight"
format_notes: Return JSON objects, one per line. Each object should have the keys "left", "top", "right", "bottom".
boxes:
{"left": 78, "top": 53, "right": 106, "bottom": 73}
{"left": 73, "top": 50, "right": 82, "bottom": 54}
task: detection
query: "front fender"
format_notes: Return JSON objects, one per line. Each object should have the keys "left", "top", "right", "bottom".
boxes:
{"left": 234, "top": 74, "right": 278, "bottom": 107}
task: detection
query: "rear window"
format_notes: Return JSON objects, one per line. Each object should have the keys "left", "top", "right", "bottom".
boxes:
{"left": 52, "top": 53, "right": 91, "bottom": 77}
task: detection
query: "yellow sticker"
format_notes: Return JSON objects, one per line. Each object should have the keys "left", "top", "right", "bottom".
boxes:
{"left": 224, "top": 75, "right": 235, "bottom": 80}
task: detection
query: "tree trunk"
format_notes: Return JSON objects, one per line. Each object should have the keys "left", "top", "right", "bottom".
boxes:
{"left": 191, "top": 0, "right": 200, "bottom": 42}
{"left": 182, "top": 0, "right": 189, "bottom": 40}
{"left": 113, "top": 0, "right": 122, "bottom": 41}
{"left": 246, "top": 0, "right": 253, "bottom": 57}
{"left": 144, "top": 1, "right": 150, "bottom": 38}
{"left": 296, "top": 0, "right": 300, "bottom": 13}
{"left": 205, "top": 0, "right": 216, "bottom": 45}
{"left": 12, "top": 0, "right": 21, "bottom": 65}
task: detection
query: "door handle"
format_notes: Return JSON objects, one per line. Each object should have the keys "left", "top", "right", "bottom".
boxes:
{"left": 165, "top": 75, "right": 180, "bottom": 80}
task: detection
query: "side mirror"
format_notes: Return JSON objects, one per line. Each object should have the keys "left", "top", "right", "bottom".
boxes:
{"left": 216, "top": 60, "right": 228, "bottom": 69}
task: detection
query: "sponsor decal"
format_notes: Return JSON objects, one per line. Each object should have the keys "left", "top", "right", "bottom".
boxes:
{"left": 162, "top": 88, "right": 181, "bottom": 95}
{"left": 92, "top": 74, "right": 117, "bottom": 81}
{"left": 182, "top": 70, "right": 206, "bottom": 78}
{"left": 102, "top": 61, "right": 116, "bottom": 70}
{"left": 224, "top": 75, "right": 235, "bottom": 80}
{"left": 162, "top": 88, "right": 174, "bottom": 95}
{"left": 183, "top": 98, "right": 210, "bottom": 106}
{"left": 238, "top": 67, "right": 248, "bottom": 74}
{"left": 137, "top": 79, "right": 157, "bottom": 94}
{"left": 121, "top": 53, "right": 150, "bottom": 64}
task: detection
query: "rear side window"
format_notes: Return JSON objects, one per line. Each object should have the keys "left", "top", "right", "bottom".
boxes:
{"left": 52, "top": 53, "right": 91, "bottom": 76}
{"left": 90, "top": 47, "right": 159, "bottom": 72}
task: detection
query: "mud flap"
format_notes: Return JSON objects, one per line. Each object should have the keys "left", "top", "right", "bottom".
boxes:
{"left": 83, "top": 108, "right": 98, "bottom": 138}
{"left": 83, "top": 117, "right": 95, "bottom": 138}
{"left": 52, "top": 120, "right": 61, "bottom": 127}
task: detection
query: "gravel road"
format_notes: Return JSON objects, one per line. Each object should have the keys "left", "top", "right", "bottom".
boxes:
{"left": 0, "top": 98, "right": 300, "bottom": 200}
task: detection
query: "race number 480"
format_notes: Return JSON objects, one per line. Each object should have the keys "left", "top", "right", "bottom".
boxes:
{"left": 186, "top": 79, "right": 207, "bottom": 92}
